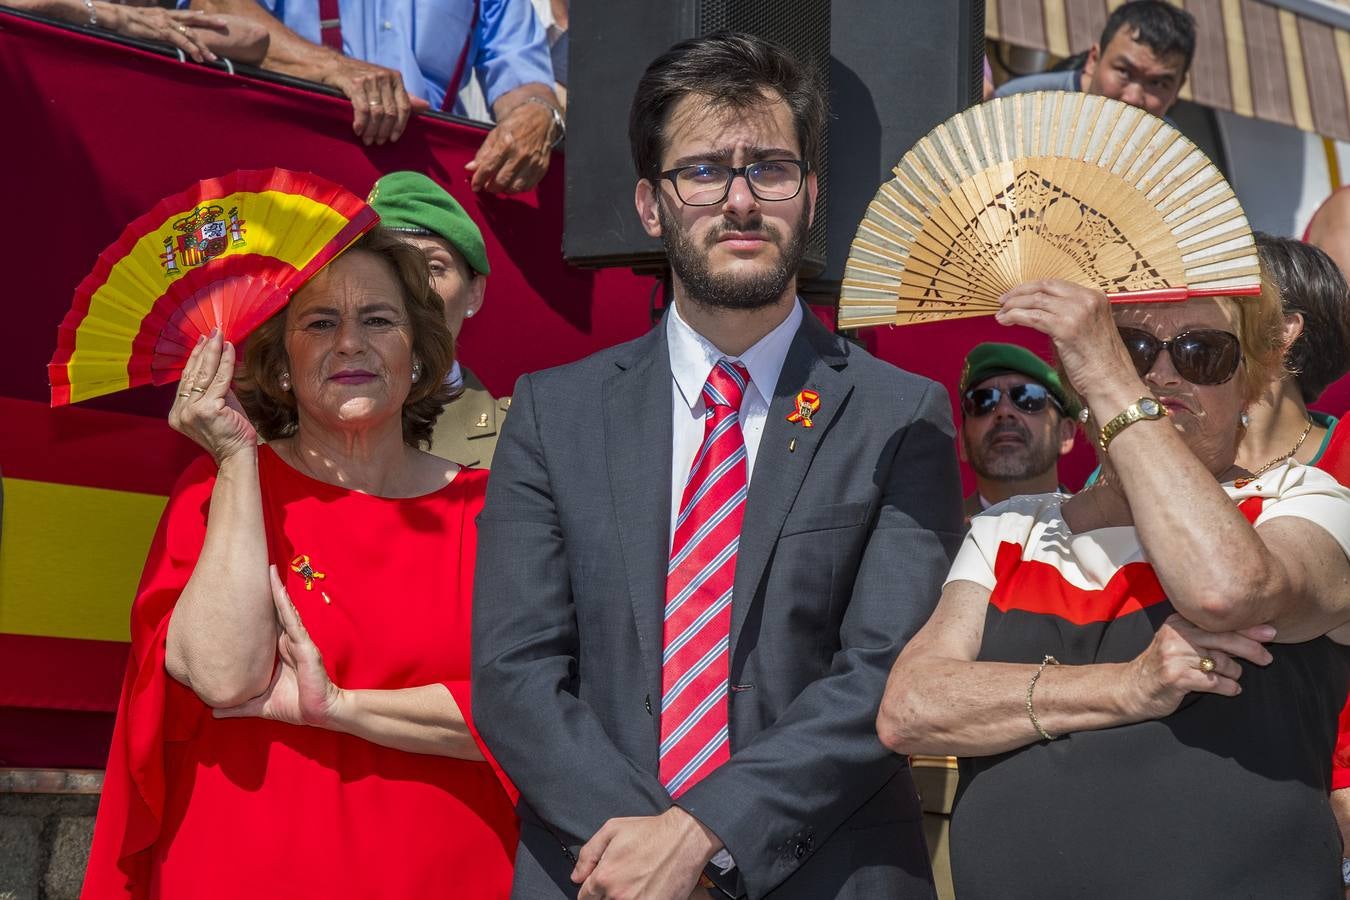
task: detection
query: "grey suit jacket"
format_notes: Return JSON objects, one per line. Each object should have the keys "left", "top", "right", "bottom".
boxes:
{"left": 472, "top": 307, "right": 964, "bottom": 899}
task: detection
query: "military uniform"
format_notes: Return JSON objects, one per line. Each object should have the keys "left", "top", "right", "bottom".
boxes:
{"left": 429, "top": 367, "right": 511, "bottom": 469}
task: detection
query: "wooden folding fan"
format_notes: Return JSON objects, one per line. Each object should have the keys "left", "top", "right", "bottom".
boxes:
{"left": 839, "top": 92, "right": 1262, "bottom": 329}
{"left": 49, "top": 168, "right": 378, "bottom": 406}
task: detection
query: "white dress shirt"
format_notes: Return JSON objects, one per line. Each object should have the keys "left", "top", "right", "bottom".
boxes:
{"left": 666, "top": 299, "right": 802, "bottom": 549}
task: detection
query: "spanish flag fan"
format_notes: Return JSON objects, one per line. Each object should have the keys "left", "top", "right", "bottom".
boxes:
{"left": 48, "top": 168, "right": 379, "bottom": 406}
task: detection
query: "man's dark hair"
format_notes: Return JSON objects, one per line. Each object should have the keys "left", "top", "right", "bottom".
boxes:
{"left": 1099, "top": 1, "right": 1197, "bottom": 73}
{"left": 628, "top": 31, "right": 826, "bottom": 181}
{"left": 1255, "top": 232, "right": 1350, "bottom": 404}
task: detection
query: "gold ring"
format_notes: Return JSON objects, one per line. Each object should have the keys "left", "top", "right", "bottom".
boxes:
{"left": 177, "top": 392, "right": 193, "bottom": 398}
{"left": 177, "top": 25, "right": 188, "bottom": 33}
{"left": 190, "top": 386, "right": 207, "bottom": 394}
{"left": 1197, "top": 656, "right": 1217, "bottom": 673}
{"left": 368, "top": 100, "right": 380, "bottom": 107}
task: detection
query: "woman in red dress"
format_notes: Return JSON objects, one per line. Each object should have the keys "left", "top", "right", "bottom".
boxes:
{"left": 83, "top": 228, "right": 517, "bottom": 899}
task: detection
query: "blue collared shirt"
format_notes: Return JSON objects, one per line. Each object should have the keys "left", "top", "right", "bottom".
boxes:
{"left": 250, "top": 0, "right": 553, "bottom": 115}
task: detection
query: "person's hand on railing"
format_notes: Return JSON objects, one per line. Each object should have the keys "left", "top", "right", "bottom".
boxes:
{"left": 318, "top": 54, "right": 430, "bottom": 146}
{"left": 467, "top": 83, "right": 562, "bottom": 193}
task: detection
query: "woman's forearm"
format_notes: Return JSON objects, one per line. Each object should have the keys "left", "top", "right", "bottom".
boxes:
{"left": 1083, "top": 383, "right": 1289, "bottom": 632}
{"left": 879, "top": 656, "right": 1140, "bottom": 757}
{"left": 325, "top": 684, "right": 483, "bottom": 760}
{"left": 165, "top": 448, "right": 276, "bottom": 707}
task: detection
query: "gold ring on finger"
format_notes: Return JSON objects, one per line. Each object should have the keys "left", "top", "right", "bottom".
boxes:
{"left": 177, "top": 392, "right": 193, "bottom": 398}
{"left": 369, "top": 100, "right": 381, "bottom": 107}
{"left": 1197, "top": 656, "right": 1217, "bottom": 673}
{"left": 190, "top": 386, "right": 207, "bottom": 394}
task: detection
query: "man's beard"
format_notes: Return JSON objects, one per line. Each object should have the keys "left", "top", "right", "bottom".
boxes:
{"left": 658, "top": 199, "right": 810, "bottom": 311}
{"left": 965, "top": 420, "right": 1061, "bottom": 483}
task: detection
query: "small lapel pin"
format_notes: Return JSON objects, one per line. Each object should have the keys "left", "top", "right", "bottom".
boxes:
{"left": 289, "top": 554, "right": 326, "bottom": 591}
{"left": 789, "top": 438, "right": 797, "bottom": 453}
{"left": 786, "top": 389, "right": 821, "bottom": 428}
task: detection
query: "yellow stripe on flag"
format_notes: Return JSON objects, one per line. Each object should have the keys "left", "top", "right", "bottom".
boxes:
{"left": 64, "top": 189, "right": 352, "bottom": 404}
{"left": 0, "top": 479, "right": 166, "bottom": 642}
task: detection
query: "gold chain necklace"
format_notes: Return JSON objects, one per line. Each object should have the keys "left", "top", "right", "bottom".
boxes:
{"left": 1239, "top": 418, "right": 1313, "bottom": 485}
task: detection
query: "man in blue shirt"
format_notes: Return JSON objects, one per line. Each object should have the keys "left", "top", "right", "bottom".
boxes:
{"left": 195, "top": 0, "right": 561, "bottom": 194}
{"left": 995, "top": 0, "right": 1194, "bottom": 120}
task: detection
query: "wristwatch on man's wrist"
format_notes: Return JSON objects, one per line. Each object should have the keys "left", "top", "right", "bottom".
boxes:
{"left": 1097, "top": 396, "right": 1169, "bottom": 453}
{"left": 1341, "top": 856, "right": 1350, "bottom": 887}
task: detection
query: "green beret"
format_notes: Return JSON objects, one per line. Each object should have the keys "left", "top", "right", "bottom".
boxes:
{"left": 367, "top": 171, "right": 490, "bottom": 275}
{"left": 959, "top": 342, "right": 1079, "bottom": 418}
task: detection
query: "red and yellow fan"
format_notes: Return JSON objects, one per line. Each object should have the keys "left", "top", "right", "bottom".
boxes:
{"left": 49, "top": 168, "right": 378, "bottom": 405}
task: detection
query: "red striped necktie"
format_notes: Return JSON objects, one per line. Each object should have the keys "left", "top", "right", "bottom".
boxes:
{"left": 659, "top": 359, "right": 750, "bottom": 797}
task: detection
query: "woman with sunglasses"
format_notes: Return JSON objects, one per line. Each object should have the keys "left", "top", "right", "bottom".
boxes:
{"left": 878, "top": 279, "right": 1350, "bottom": 898}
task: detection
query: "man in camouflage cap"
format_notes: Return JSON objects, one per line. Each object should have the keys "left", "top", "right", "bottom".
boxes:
{"left": 957, "top": 342, "right": 1079, "bottom": 523}
{"left": 368, "top": 170, "right": 509, "bottom": 468}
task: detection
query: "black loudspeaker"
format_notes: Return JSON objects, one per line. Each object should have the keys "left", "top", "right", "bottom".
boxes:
{"left": 563, "top": 1, "right": 983, "bottom": 294}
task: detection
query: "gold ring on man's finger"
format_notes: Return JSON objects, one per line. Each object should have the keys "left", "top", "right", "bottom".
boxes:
{"left": 1197, "top": 656, "right": 1217, "bottom": 673}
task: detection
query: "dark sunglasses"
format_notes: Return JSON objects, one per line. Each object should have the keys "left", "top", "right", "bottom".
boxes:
{"left": 962, "top": 383, "right": 1063, "bottom": 418}
{"left": 1117, "top": 327, "right": 1242, "bottom": 386}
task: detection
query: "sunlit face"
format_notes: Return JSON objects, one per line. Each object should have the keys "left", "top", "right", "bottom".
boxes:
{"left": 1113, "top": 297, "right": 1246, "bottom": 472}
{"left": 284, "top": 250, "right": 416, "bottom": 435}
{"left": 961, "top": 373, "right": 1073, "bottom": 483}
{"left": 635, "top": 91, "right": 817, "bottom": 311}
{"left": 1085, "top": 28, "right": 1187, "bottom": 117}
{"left": 399, "top": 233, "right": 484, "bottom": 339}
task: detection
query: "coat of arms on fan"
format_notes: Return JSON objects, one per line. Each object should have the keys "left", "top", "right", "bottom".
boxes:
{"left": 160, "top": 204, "right": 247, "bottom": 273}
{"left": 839, "top": 92, "right": 1262, "bottom": 328}
{"left": 49, "top": 168, "right": 379, "bottom": 406}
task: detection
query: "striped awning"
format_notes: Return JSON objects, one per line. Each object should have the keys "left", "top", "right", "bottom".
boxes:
{"left": 987, "top": 0, "right": 1350, "bottom": 142}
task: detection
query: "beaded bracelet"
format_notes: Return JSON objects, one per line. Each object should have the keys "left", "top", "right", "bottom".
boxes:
{"left": 83, "top": 0, "right": 98, "bottom": 27}
{"left": 1025, "top": 654, "right": 1061, "bottom": 741}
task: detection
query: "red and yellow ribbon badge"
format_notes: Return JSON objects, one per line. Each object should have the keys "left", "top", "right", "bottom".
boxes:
{"left": 289, "top": 554, "right": 326, "bottom": 590}
{"left": 786, "top": 389, "right": 821, "bottom": 428}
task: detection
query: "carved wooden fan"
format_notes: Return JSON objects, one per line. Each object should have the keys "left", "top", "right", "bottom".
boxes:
{"left": 839, "top": 92, "right": 1261, "bottom": 328}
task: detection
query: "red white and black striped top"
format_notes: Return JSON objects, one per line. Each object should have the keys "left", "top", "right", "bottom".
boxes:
{"left": 945, "top": 461, "right": 1350, "bottom": 899}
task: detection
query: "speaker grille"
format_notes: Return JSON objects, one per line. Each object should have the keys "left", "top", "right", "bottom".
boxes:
{"left": 696, "top": 1, "right": 831, "bottom": 275}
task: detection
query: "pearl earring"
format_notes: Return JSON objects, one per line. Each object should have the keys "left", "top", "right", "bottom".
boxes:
{"left": 1240, "top": 410, "right": 1250, "bottom": 428}
{"left": 279, "top": 371, "right": 291, "bottom": 392}
{"left": 465, "top": 309, "right": 475, "bottom": 318}
{"left": 411, "top": 364, "right": 421, "bottom": 383}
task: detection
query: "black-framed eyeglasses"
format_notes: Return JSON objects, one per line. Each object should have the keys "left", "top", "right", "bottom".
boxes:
{"left": 1117, "top": 327, "right": 1242, "bottom": 386}
{"left": 962, "top": 384, "right": 1064, "bottom": 418}
{"left": 658, "top": 159, "right": 809, "bottom": 206}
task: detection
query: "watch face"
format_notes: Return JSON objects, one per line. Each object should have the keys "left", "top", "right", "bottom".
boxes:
{"left": 1139, "top": 398, "right": 1161, "bottom": 417}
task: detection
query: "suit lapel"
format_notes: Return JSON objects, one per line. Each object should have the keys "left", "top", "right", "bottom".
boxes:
{"left": 730, "top": 311, "right": 852, "bottom": 662}
{"left": 603, "top": 327, "right": 673, "bottom": 705}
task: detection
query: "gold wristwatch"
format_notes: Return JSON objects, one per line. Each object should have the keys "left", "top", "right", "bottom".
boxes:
{"left": 1097, "top": 397, "right": 1168, "bottom": 452}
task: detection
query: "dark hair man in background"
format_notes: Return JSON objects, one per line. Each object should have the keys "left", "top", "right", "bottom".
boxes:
{"left": 995, "top": 0, "right": 1196, "bottom": 119}
{"left": 958, "top": 343, "right": 1078, "bottom": 523}
{"left": 472, "top": 30, "right": 962, "bottom": 900}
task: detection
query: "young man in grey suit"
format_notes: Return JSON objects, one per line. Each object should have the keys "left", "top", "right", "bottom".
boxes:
{"left": 472, "top": 32, "right": 963, "bottom": 900}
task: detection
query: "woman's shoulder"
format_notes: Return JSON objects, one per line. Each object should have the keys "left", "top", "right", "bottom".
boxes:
{"left": 972, "top": 492, "right": 1067, "bottom": 527}
{"left": 965, "top": 492, "right": 1069, "bottom": 552}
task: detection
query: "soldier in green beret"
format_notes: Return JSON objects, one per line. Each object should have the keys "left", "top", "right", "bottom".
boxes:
{"left": 957, "top": 342, "right": 1079, "bottom": 523}
{"left": 368, "top": 171, "right": 510, "bottom": 468}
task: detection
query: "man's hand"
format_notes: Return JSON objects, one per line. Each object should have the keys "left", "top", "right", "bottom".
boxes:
{"left": 319, "top": 55, "right": 429, "bottom": 145}
{"left": 466, "top": 91, "right": 559, "bottom": 193}
{"left": 571, "top": 807, "right": 722, "bottom": 900}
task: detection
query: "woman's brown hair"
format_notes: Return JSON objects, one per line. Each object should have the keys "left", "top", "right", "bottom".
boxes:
{"left": 235, "top": 226, "right": 454, "bottom": 448}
